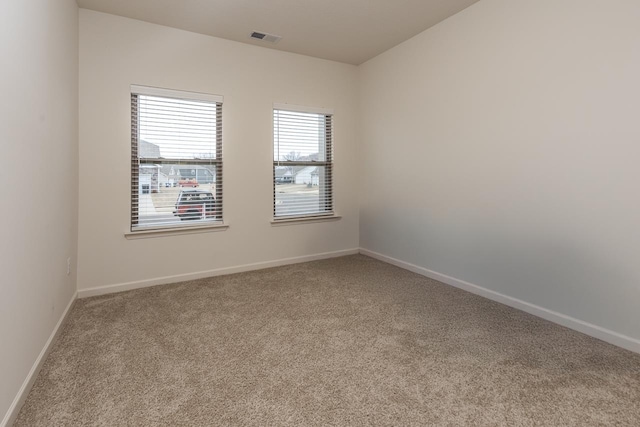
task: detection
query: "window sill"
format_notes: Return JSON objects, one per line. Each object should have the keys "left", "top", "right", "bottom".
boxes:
{"left": 125, "top": 223, "right": 229, "bottom": 239}
{"left": 271, "top": 215, "right": 341, "bottom": 226}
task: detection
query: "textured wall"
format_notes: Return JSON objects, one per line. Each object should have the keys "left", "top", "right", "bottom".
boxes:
{"left": 78, "top": 10, "right": 360, "bottom": 292}
{"left": 359, "top": 0, "right": 640, "bottom": 341}
{"left": 0, "top": 0, "right": 79, "bottom": 422}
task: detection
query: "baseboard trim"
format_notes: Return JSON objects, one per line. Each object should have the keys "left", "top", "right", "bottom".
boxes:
{"left": 78, "top": 248, "right": 361, "bottom": 299}
{"left": 359, "top": 248, "right": 640, "bottom": 354}
{"left": 1, "top": 292, "right": 77, "bottom": 427}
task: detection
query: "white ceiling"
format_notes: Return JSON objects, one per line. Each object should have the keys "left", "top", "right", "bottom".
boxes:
{"left": 76, "top": 0, "right": 480, "bottom": 65}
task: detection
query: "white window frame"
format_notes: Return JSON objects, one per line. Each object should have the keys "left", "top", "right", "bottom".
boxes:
{"left": 272, "top": 103, "right": 335, "bottom": 222}
{"left": 129, "top": 85, "right": 224, "bottom": 234}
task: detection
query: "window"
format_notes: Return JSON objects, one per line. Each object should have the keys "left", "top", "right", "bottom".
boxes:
{"left": 273, "top": 104, "right": 334, "bottom": 220}
{"left": 131, "top": 85, "right": 223, "bottom": 231}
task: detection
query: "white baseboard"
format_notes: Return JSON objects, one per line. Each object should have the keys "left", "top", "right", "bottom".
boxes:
{"left": 1, "top": 292, "right": 77, "bottom": 427}
{"left": 359, "top": 248, "right": 640, "bottom": 354}
{"left": 78, "top": 248, "right": 361, "bottom": 299}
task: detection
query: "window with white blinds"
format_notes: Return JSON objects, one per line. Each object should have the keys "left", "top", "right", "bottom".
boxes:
{"left": 131, "top": 85, "right": 223, "bottom": 231}
{"left": 273, "top": 104, "right": 333, "bottom": 219}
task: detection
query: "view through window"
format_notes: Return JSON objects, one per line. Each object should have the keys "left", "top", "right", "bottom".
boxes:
{"left": 273, "top": 105, "right": 333, "bottom": 219}
{"left": 131, "top": 86, "right": 223, "bottom": 231}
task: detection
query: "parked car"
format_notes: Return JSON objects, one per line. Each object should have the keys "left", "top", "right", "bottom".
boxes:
{"left": 178, "top": 177, "right": 199, "bottom": 187}
{"left": 275, "top": 176, "right": 293, "bottom": 184}
{"left": 173, "top": 190, "right": 216, "bottom": 220}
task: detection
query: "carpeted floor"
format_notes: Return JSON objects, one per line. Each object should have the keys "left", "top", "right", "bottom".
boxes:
{"left": 14, "top": 255, "right": 640, "bottom": 426}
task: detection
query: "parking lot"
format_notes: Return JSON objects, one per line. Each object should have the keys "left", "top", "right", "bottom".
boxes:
{"left": 275, "top": 183, "right": 323, "bottom": 217}
{"left": 136, "top": 182, "right": 322, "bottom": 225}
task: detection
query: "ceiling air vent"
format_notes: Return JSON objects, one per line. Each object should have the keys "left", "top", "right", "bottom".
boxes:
{"left": 250, "top": 31, "right": 282, "bottom": 44}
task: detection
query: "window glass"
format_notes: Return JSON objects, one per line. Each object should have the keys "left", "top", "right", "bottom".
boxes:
{"left": 273, "top": 108, "right": 333, "bottom": 219}
{"left": 131, "top": 86, "right": 222, "bottom": 231}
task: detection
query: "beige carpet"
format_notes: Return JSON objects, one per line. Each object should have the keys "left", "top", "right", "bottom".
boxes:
{"left": 14, "top": 255, "right": 640, "bottom": 426}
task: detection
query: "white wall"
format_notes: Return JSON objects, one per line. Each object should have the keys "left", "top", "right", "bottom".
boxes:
{"left": 359, "top": 0, "right": 640, "bottom": 342}
{"left": 0, "top": 0, "right": 79, "bottom": 422}
{"left": 78, "top": 10, "right": 359, "bottom": 292}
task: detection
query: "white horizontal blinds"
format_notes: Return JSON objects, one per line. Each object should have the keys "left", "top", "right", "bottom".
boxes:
{"left": 131, "top": 87, "right": 222, "bottom": 231}
{"left": 273, "top": 108, "right": 333, "bottom": 219}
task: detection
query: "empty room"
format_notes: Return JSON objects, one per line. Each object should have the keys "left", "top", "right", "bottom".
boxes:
{"left": 2, "top": 0, "right": 639, "bottom": 425}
